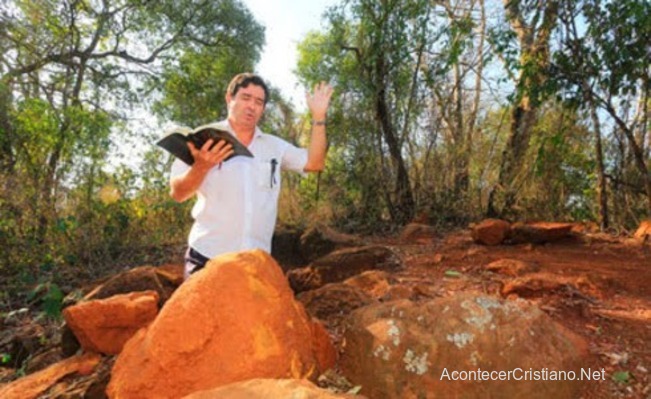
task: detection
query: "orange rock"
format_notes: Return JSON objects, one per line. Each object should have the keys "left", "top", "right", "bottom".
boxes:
{"left": 399, "top": 223, "right": 437, "bottom": 244}
{"left": 471, "top": 219, "right": 511, "bottom": 245}
{"left": 344, "top": 270, "right": 391, "bottom": 299}
{"left": 634, "top": 219, "right": 651, "bottom": 239}
{"left": 84, "top": 265, "right": 180, "bottom": 307}
{"left": 340, "top": 294, "right": 588, "bottom": 399}
{"left": 182, "top": 378, "right": 363, "bottom": 399}
{"left": 300, "top": 224, "right": 364, "bottom": 262}
{"left": 63, "top": 291, "right": 159, "bottom": 355}
{"left": 298, "top": 283, "right": 374, "bottom": 329}
{"left": 311, "top": 321, "right": 337, "bottom": 372}
{"left": 107, "top": 250, "right": 334, "bottom": 399}
{"left": 288, "top": 246, "right": 402, "bottom": 293}
{"left": 485, "top": 258, "right": 538, "bottom": 277}
{"left": 0, "top": 352, "right": 100, "bottom": 399}
{"left": 510, "top": 222, "right": 574, "bottom": 244}
{"left": 501, "top": 272, "right": 602, "bottom": 299}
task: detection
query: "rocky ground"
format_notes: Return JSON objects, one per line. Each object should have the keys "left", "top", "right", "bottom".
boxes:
{"left": 378, "top": 229, "right": 650, "bottom": 398}
{"left": 0, "top": 223, "right": 649, "bottom": 398}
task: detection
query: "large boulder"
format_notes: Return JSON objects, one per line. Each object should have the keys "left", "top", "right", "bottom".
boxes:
{"left": 340, "top": 293, "right": 588, "bottom": 399}
{"left": 107, "top": 250, "right": 335, "bottom": 399}
{"left": 182, "top": 378, "right": 364, "bottom": 399}
{"left": 288, "top": 246, "right": 402, "bottom": 294}
{"left": 63, "top": 291, "right": 159, "bottom": 355}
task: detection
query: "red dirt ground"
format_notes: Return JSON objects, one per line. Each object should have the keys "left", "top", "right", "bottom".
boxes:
{"left": 372, "top": 230, "right": 650, "bottom": 398}
{"left": 1, "top": 229, "right": 648, "bottom": 398}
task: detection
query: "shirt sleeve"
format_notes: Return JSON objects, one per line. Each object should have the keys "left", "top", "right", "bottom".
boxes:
{"left": 281, "top": 142, "right": 309, "bottom": 175}
{"left": 170, "top": 158, "right": 190, "bottom": 179}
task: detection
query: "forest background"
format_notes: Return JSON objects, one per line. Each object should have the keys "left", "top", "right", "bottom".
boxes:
{"left": 0, "top": 0, "right": 649, "bottom": 315}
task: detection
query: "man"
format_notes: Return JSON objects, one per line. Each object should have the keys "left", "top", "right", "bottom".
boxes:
{"left": 170, "top": 73, "right": 333, "bottom": 279}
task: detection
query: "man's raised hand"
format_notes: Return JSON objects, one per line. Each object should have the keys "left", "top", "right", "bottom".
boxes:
{"left": 306, "top": 82, "right": 334, "bottom": 120}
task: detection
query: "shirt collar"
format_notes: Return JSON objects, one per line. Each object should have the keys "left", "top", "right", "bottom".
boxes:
{"left": 221, "top": 119, "right": 263, "bottom": 141}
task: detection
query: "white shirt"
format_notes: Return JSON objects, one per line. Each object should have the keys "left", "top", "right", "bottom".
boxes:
{"left": 170, "top": 120, "right": 308, "bottom": 262}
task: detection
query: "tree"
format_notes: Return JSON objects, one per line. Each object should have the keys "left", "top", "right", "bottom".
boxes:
{"left": 486, "top": 0, "right": 560, "bottom": 217}
{"left": 428, "top": 0, "right": 487, "bottom": 207}
{"left": 297, "top": 0, "right": 490, "bottom": 225}
{"left": 0, "top": 0, "right": 263, "bottom": 282}
{"left": 553, "top": 0, "right": 651, "bottom": 220}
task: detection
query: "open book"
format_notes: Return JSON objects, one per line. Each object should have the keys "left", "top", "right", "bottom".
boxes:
{"left": 157, "top": 124, "right": 254, "bottom": 165}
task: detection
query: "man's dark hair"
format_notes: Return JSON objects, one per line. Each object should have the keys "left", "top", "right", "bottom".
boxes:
{"left": 226, "top": 73, "right": 270, "bottom": 105}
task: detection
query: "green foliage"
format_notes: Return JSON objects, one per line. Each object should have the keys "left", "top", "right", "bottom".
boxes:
{"left": 553, "top": 0, "right": 650, "bottom": 103}
{"left": 0, "top": 0, "right": 265, "bottom": 306}
{"left": 1, "top": 353, "right": 10, "bottom": 365}
{"left": 612, "top": 370, "right": 631, "bottom": 384}
{"left": 551, "top": 0, "right": 651, "bottom": 222}
{"left": 152, "top": 0, "right": 264, "bottom": 126}
{"left": 297, "top": 0, "right": 473, "bottom": 226}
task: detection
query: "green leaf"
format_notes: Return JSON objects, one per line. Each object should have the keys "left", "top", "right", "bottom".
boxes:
{"left": 612, "top": 371, "right": 631, "bottom": 384}
{"left": 1, "top": 353, "right": 11, "bottom": 364}
{"left": 444, "top": 270, "right": 462, "bottom": 278}
{"left": 42, "top": 283, "right": 64, "bottom": 320}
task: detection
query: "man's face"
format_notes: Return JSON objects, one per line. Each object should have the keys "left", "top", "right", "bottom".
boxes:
{"left": 226, "top": 84, "right": 266, "bottom": 129}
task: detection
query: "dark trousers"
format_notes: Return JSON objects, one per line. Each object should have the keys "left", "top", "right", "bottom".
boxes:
{"left": 184, "top": 247, "right": 210, "bottom": 277}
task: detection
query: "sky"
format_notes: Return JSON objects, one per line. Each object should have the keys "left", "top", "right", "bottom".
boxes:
{"left": 240, "top": 0, "right": 336, "bottom": 110}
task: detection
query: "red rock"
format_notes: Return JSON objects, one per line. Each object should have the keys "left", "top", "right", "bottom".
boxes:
{"left": 63, "top": 291, "right": 159, "bottom": 355}
{"left": 311, "top": 321, "right": 337, "bottom": 372}
{"left": 340, "top": 294, "right": 588, "bottom": 399}
{"left": 399, "top": 223, "right": 437, "bottom": 244}
{"left": 300, "top": 225, "right": 365, "bottom": 262}
{"left": 107, "top": 250, "right": 334, "bottom": 399}
{"left": 485, "top": 258, "right": 538, "bottom": 276}
{"left": 84, "top": 265, "right": 181, "bottom": 307}
{"left": 344, "top": 270, "right": 391, "bottom": 299}
{"left": 297, "top": 283, "right": 374, "bottom": 324}
{"left": 288, "top": 246, "right": 402, "bottom": 293}
{"left": 634, "top": 219, "right": 651, "bottom": 239}
{"left": 471, "top": 219, "right": 511, "bottom": 245}
{"left": 510, "top": 222, "right": 574, "bottom": 244}
{"left": 501, "top": 272, "right": 601, "bottom": 299}
{"left": 0, "top": 352, "right": 100, "bottom": 399}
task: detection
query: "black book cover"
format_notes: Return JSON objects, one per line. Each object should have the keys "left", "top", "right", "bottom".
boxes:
{"left": 157, "top": 124, "right": 253, "bottom": 165}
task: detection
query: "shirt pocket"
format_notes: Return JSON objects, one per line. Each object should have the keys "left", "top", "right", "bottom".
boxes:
{"left": 255, "top": 158, "right": 280, "bottom": 192}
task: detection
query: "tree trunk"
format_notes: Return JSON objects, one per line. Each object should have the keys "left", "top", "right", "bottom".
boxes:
{"left": 586, "top": 91, "right": 609, "bottom": 229}
{"left": 487, "top": 0, "right": 558, "bottom": 217}
{"left": 467, "top": 0, "right": 486, "bottom": 209}
{"left": 0, "top": 79, "right": 14, "bottom": 174}
{"left": 375, "top": 81, "right": 415, "bottom": 224}
{"left": 488, "top": 99, "right": 537, "bottom": 216}
{"left": 452, "top": 61, "right": 468, "bottom": 197}
{"left": 603, "top": 100, "right": 651, "bottom": 214}
{"left": 373, "top": 47, "right": 414, "bottom": 223}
